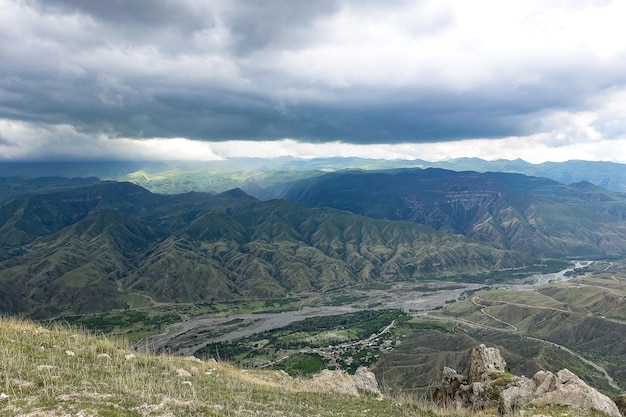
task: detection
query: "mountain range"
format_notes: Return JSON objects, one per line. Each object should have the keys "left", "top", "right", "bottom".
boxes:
{"left": 3, "top": 157, "right": 626, "bottom": 195}
{"left": 3, "top": 161, "right": 626, "bottom": 318}
{"left": 270, "top": 168, "right": 626, "bottom": 257}
{"left": 0, "top": 180, "right": 522, "bottom": 318}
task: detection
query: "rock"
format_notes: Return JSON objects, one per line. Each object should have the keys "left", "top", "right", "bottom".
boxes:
{"left": 434, "top": 345, "right": 621, "bottom": 416}
{"left": 435, "top": 347, "right": 510, "bottom": 411}
{"left": 308, "top": 367, "right": 382, "bottom": 398}
{"left": 0, "top": 393, "right": 8, "bottom": 401}
{"left": 125, "top": 353, "right": 136, "bottom": 361}
{"left": 532, "top": 370, "right": 556, "bottom": 396}
{"left": 432, "top": 367, "right": 466, "bottom": 409}
{"left": 353, "top": 367, "right": 382, "bottom": 399}
{"left": 311, "top": 370, "right": 359, "bottom": 396}
{"left": 468, "top": 344, "right": 507, "bottom": 383}
{"left": 499, "top": 376, "right": 536, "bottom": 414}
{"left": 276, "top": 370, "right": 290, "bottom": 378}
{"left": 176, "top": 368, "right": 192, "bottom": 378}
{"left": 531, "top": 369, "right": 621, "bottom": 417}
{"left": 65, "top": 350, "right": 75, "bottom": 357}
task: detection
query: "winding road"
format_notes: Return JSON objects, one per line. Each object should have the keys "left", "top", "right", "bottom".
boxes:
{"left": 527, "top": 337, "right": 622, "bottom": 392}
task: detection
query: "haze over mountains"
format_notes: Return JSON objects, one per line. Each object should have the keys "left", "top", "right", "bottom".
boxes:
{"left": 2, "top": 157, "right": 626, "bottom": 195}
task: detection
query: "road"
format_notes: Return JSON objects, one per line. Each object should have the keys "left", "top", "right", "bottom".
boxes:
{"left": 527, "top": 337, "right": 622, "bottom": 392}
{"left": 137, "top": 260, "right": 622, "bottom": 392}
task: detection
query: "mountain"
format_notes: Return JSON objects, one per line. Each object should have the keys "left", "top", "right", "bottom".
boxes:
{"left": 0, "top": 181, "right": 524, "bottom": 318}
{"left": 271, "top": 168, "right": 626, "bottom": 257}
{"left": 433, "top": 158, "right": 626, "bottom": 193}
{"left": 4, "top": 157, "right": 626, "bottom": 195}
{"left": 0, "top": 176, "right": 103, "bottom": 203}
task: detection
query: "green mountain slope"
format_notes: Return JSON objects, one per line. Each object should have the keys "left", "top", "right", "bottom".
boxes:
{"left": 275, "top": 168, "right": 626, "bottom": 257}
{"left": 0, "top": 182, "right": 524, "bottom": 318}
{"left": 0, "top": 209, "right": 158, "bottom": 317}
{"left": 130, "top": 199, "right": 523, "bottom": 303}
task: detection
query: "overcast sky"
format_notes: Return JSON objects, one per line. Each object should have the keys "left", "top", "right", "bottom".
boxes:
{"left": 1, "top": 0, "right": 626, "bottom": 163}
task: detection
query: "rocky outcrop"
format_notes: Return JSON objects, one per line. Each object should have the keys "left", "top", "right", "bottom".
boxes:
{"left": 531, "top": 369, "right": 620, "bottom": 416}
{"left": 468, "top": 343, "right": 507, "bottom": 383}
{"left": 307, "top": 366, "right": 382, "bottom": 399}
{"left": 434, "top": 344, "right": 621, "bottom": 416}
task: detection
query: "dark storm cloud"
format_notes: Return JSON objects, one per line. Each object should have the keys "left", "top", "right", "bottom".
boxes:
{"left": 1, "top": 0, "right": 625, "bottom": 150}
{"left": 29, "top": 0, "right": 209, "bottom": 31}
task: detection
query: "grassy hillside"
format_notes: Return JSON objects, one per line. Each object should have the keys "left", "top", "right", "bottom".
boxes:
{"left": 422, "top": 265, "right": 626, "bottom": 395}
{"left": 0, "top": 316, "right": 615, "bottom": 417}
{"left": 0, "top": 316, "right": 409, "bottom": 416}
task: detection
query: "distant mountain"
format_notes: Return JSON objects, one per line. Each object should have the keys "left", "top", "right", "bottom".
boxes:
{"left": 3, "top": 157, "right": 626, "bottom": 194}
{"left": 0, "top": 181, "right": 523, "bottom": 318}
{"left": 272, "top": 168, "right": 626, "bottom": 257}
{"left": 434, "top": 158, "right": 626, "bottom": 193}
{"left": 0, "top": 176, "right": 103, "bottom": 203}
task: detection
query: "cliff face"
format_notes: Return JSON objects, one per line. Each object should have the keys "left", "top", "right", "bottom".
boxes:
{"left": 433, "top": 344, "right": 622, "bottom": 416}
{"left": 281, "top": 168, "right": 626, "bottom": 257}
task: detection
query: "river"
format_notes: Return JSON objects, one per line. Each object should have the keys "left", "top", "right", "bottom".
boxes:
{"left": 136, "top": 262, "right": 592, "bottom": 355}
{"left": 135, "top": 283, "right": 478, "bottom": 355}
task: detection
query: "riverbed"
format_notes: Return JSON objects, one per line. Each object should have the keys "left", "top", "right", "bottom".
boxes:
{"left": 136, "top": 263, "right": 590, "bottom": 355}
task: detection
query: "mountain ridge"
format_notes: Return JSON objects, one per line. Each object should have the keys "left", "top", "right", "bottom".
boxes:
{"left": 0, "top": 181, "right": 524, "bottom": 318}
{"left": 272, "top": 168, "right": 626, "bottom": 257}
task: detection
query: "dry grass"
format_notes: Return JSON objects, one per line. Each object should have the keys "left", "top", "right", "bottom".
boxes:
{"left": 0, "top": 316, "right": 447, "bottom": 416}
{"left": 0, "top": 316, "right": 614, "bottom": 417}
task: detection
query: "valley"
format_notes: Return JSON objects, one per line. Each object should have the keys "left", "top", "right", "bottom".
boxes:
{"left": 130, "top": 259, "right": 626, "bottom": 398}
{"left": 134, "top": 280, "right": 480, "bottom": 355}
{"left": 2, "top": 167, "right": 626, "bottom": 405}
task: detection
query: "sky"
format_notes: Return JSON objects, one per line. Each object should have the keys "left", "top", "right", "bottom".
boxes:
{"left": 1, "top": 0, "right": 626, "bottom": 163}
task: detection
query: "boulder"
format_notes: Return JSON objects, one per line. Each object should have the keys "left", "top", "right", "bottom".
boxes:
{"left": 468, "top": 344, "right": 507, "bottom": 383}
{"left": 308, "top": 367, "right": 382, "bottom": 398}
{"left": 352, "top": 366, "right": 382, "bottom": 398}
{"left": 499, "top": 377, "right": 535, "bottom": 414}
{"left": 433, "top": 366, "right": 501, "bottom": 410}
{"left": 531, "top": 369, "right": 620, "bottom": 417}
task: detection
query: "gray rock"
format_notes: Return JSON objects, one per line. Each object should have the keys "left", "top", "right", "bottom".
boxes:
{"left": 532, "top": 370, "right": 556, "bottom": 396}
{"left": 434, "top": 345, "right": 621, "bottom": 416}
{"left": 500, "top": 376, "right": 536, "bottom": 414}
{"left": 309, "top": 367, "right": 382, "bottom": 399}
{"left": 531, "top": 369, "right": 621, "bottom": 417}
{"left": 353, "top": 366, "right": 382, "bottom": 398}
{"left": 468, "top": 343, "right": 507, "bottom": 383}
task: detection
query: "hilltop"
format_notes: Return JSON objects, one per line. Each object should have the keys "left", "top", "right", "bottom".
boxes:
{"left": 0, "top": 316, "right": 617, "bottom": 417}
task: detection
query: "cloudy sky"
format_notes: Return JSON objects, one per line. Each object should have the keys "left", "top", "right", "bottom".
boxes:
{"left": 1, "top": 0, "right": 626, "bottom": 163}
